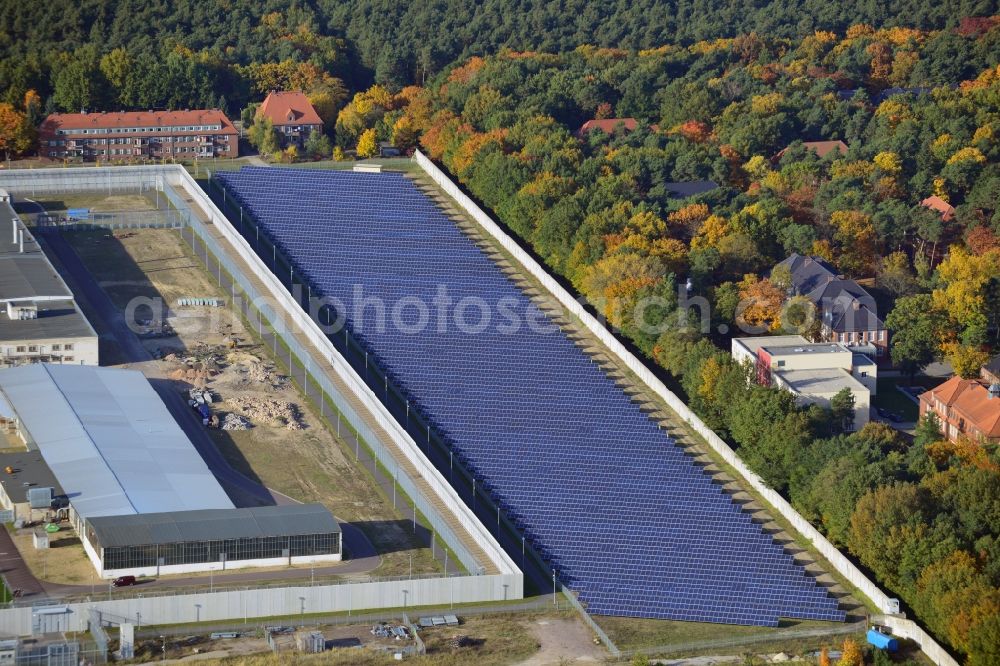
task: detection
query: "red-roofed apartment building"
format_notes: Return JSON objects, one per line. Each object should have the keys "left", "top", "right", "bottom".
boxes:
{"left": 38, "top": 109, "right": 238, "bottom": 161}
{"left": 920, "top": 376, "right": 1000, "bottom": 444}
{"left": 256, "top": 91, "right": 322, "bottom": 147}
{"left": 920, "top": 195, "right": 956, "bottom": 222}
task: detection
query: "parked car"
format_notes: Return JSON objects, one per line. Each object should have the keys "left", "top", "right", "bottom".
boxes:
{"left": 888, "top": 412, "right": 903, "bottom": 423}
{"left": 112, "top": 575, "right": 137, "bottom": 587}
{"left": 876, "top": 407, "right": 889, "bottom": 418}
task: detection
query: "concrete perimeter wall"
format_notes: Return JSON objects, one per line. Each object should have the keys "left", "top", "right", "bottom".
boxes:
{"left": 412, "top": 150, "right": 959, "bottom": 666}
{"left": 0, "top": 574, "right": 520, "bottom": 636}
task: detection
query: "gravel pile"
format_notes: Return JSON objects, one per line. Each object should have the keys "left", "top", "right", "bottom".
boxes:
{"left": 221, "top": 413, "right": 252, "bottom": 431}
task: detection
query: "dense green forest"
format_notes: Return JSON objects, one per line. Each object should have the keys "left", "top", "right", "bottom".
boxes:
{"left": 1, "top": 0, "right": 999, "bottom": 112}
{"left": 1, "top": 3, "right": 1000, "bottom": 664}
{"left": 376, "top": 23, "right": 999, "bottom": 665}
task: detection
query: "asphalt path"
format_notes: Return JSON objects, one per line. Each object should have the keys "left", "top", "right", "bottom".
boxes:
{"left": 16, "top": 201, "right": 379, "bottom": 597}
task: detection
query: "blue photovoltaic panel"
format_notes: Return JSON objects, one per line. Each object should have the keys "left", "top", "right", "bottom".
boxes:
{"left": 217, "top": 167, "right": 846, "bottom": 626}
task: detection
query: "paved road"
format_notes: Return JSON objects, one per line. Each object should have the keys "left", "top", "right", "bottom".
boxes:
{"left": 16, "top": 202, "right": 379, "bottom": 596}
{"left": 0, "top": 528, "right": 44, "bottom": 600}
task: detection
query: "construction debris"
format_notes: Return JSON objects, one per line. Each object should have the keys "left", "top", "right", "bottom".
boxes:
{"left": 221, "top": 413, "right": 252, "bottom": 431}
{"left": 229, "top": 396, "right": 304, "bottom": 430}
{"left": 370, "top": 624, "right": 409, "bottom": 640}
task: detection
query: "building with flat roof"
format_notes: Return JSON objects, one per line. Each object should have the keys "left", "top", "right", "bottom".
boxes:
{"left": 0, "top": 198, "right": 98, "bottom": 367}
{"left": 38, "top": 109, "right": 238, "bottom": 162}
{"left": 0, "top": 364, "right": 341, "bottom": 577}
{"left": 85, "top": 504, "right": 341, "bottom": 577}
{"left": 732, "top": 334, "right": 874, "bottom": 430}
{"left": 0, "top": 450, "right": 64, "bottom": 522}
{"left": 774, "top": 369, "right": 871, "bottom": 431}
{"left": 256, "top": 91, "right": 322, "bottom": 148}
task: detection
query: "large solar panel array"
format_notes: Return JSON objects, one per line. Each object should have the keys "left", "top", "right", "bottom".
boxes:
{"left": 217, "top": 166, "right": 846, "bottom": 626}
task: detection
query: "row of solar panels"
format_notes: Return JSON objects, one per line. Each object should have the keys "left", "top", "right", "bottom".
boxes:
{"left": 217, "top": 167, "right": 846, "bottom": 626}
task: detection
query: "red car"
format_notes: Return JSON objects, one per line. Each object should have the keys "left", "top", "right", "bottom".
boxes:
{"left": 112, "top": 575, "right": 137, "bottom": 587}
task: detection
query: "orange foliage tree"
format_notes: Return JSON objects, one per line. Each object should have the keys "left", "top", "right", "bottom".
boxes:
{"left": 736, "top": 275, "right": 785, "bottom": 331}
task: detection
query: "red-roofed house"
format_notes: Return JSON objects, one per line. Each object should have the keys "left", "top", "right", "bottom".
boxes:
{"left": 775, "top": 140, "right": 848, "bottom": 161}
{"left": 576, "top": 118, "right": 639, "bottom": 137}
{"left": 919, "top": 376, "right": 1000, "bottom": 444}
{"left": 256, "top": 91, "right": 323, "bottom": 147}
{"left": 920, "top": 195, "right": 956, "bottom": 222}
{"left": 38, "top": 109, "right": 238, "bottom": 161}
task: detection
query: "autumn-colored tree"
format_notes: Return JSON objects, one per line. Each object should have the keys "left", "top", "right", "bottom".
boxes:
{"left": 736, "top": 275, "right": 785, "bottom": 332}
{"left": 676, "top": 119, "right": 712, "bottom": 143}
{"left": 594, "top": 102, "right": 613, "bottom": 120}
{"left": 691, "top": 215, "right": 729, "bottom": 250}
{"left": 0, "top": 103, "right": 31, "bottom": 159}
{"left": 580, "top": 252, "right": 664, "bottom": 328}
{"left": 839, "top": 638, "right": 863, "bottom": 666}
{"left": 391, "top": 116, "right": 420, "bottom": 151}
{"left": 925, "top": 437, "right": 999, "bottom": 472}
{"left": 831, "top": 210, "right": 877, "bottom": 276}
{"left": 941, "top": 343, "right": 992, "bottom": 379}
{"left": 933, "top": 247, "right": 1000, "bottom": 330}
{"left": 332, "top": 146, "right": 346, "bottom": 162}
{"left": 356, "top": 128, "right": 378, "bottom": 158}
{"left": 966, "top": 226, "right": 999, "bottom": 256}
{"left": 309, "top": 85, "right": 349, "bottom": 132}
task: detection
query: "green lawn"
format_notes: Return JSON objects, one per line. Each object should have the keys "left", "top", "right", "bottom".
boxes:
{"left": 873, "top": 377, "right": 924, "bottom": 421}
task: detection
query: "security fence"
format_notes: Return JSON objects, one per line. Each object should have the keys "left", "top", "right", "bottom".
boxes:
{"left": 25, "top": 209, "right": 185, "bottom": 231}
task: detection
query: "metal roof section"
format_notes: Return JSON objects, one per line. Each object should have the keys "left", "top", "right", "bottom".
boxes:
{"left": 0, "top": 202, "right": 72, "bottom": 302}
{"left": 88, "top": 504, "right": 341, "bottom": 548}
{"left": 0, "top": 364, "right": 234, "bottom": 518}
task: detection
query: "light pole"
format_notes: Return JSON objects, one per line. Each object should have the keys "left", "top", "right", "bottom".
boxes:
{"left": 160, "top": 635, "right": 166, "bottom": 661}
{"left": 299, "top": 596, "right": 306, "bottom": 622}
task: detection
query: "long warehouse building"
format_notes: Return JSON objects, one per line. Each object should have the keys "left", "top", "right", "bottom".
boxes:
{"left": 0, "top": 363, "right": 341, "bottom": 578}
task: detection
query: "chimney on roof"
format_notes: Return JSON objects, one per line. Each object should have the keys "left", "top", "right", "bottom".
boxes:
{"left": 852, "top": 301, "right": 860, "bottom": 310}
{"left": 18, "top": 229, "right": 24, "bottom": 253}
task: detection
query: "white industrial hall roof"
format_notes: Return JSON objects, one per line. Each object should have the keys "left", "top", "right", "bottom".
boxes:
{"left": 0, "top": 364, "right": 233, "bottom": 518}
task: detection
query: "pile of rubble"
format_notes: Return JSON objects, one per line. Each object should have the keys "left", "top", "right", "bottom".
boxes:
{"left": 227, "top": 354, "right": 287, "bottom": 390}
{"left": 221, "top": 413, "right": 252, "bottom": 431}
{"left": 230, "top": 396, "right": 304, "bottom": 430}
{"left": 370, "top": 624, "right": 409, "bottom": 640}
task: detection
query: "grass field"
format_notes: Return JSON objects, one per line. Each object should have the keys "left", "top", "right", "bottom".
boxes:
{"left": 599, "top": 614, "right": 861, "bottom": 655}
{"left": 873, "top": 377, "right": 930, "bottom": 422}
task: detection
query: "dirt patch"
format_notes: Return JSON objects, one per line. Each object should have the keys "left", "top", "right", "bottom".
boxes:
{"left": 12, "top": 527, "right": 102, "bottom": 587}
{"left": 514, "top": 616, "right": 605, "bottom": 665}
